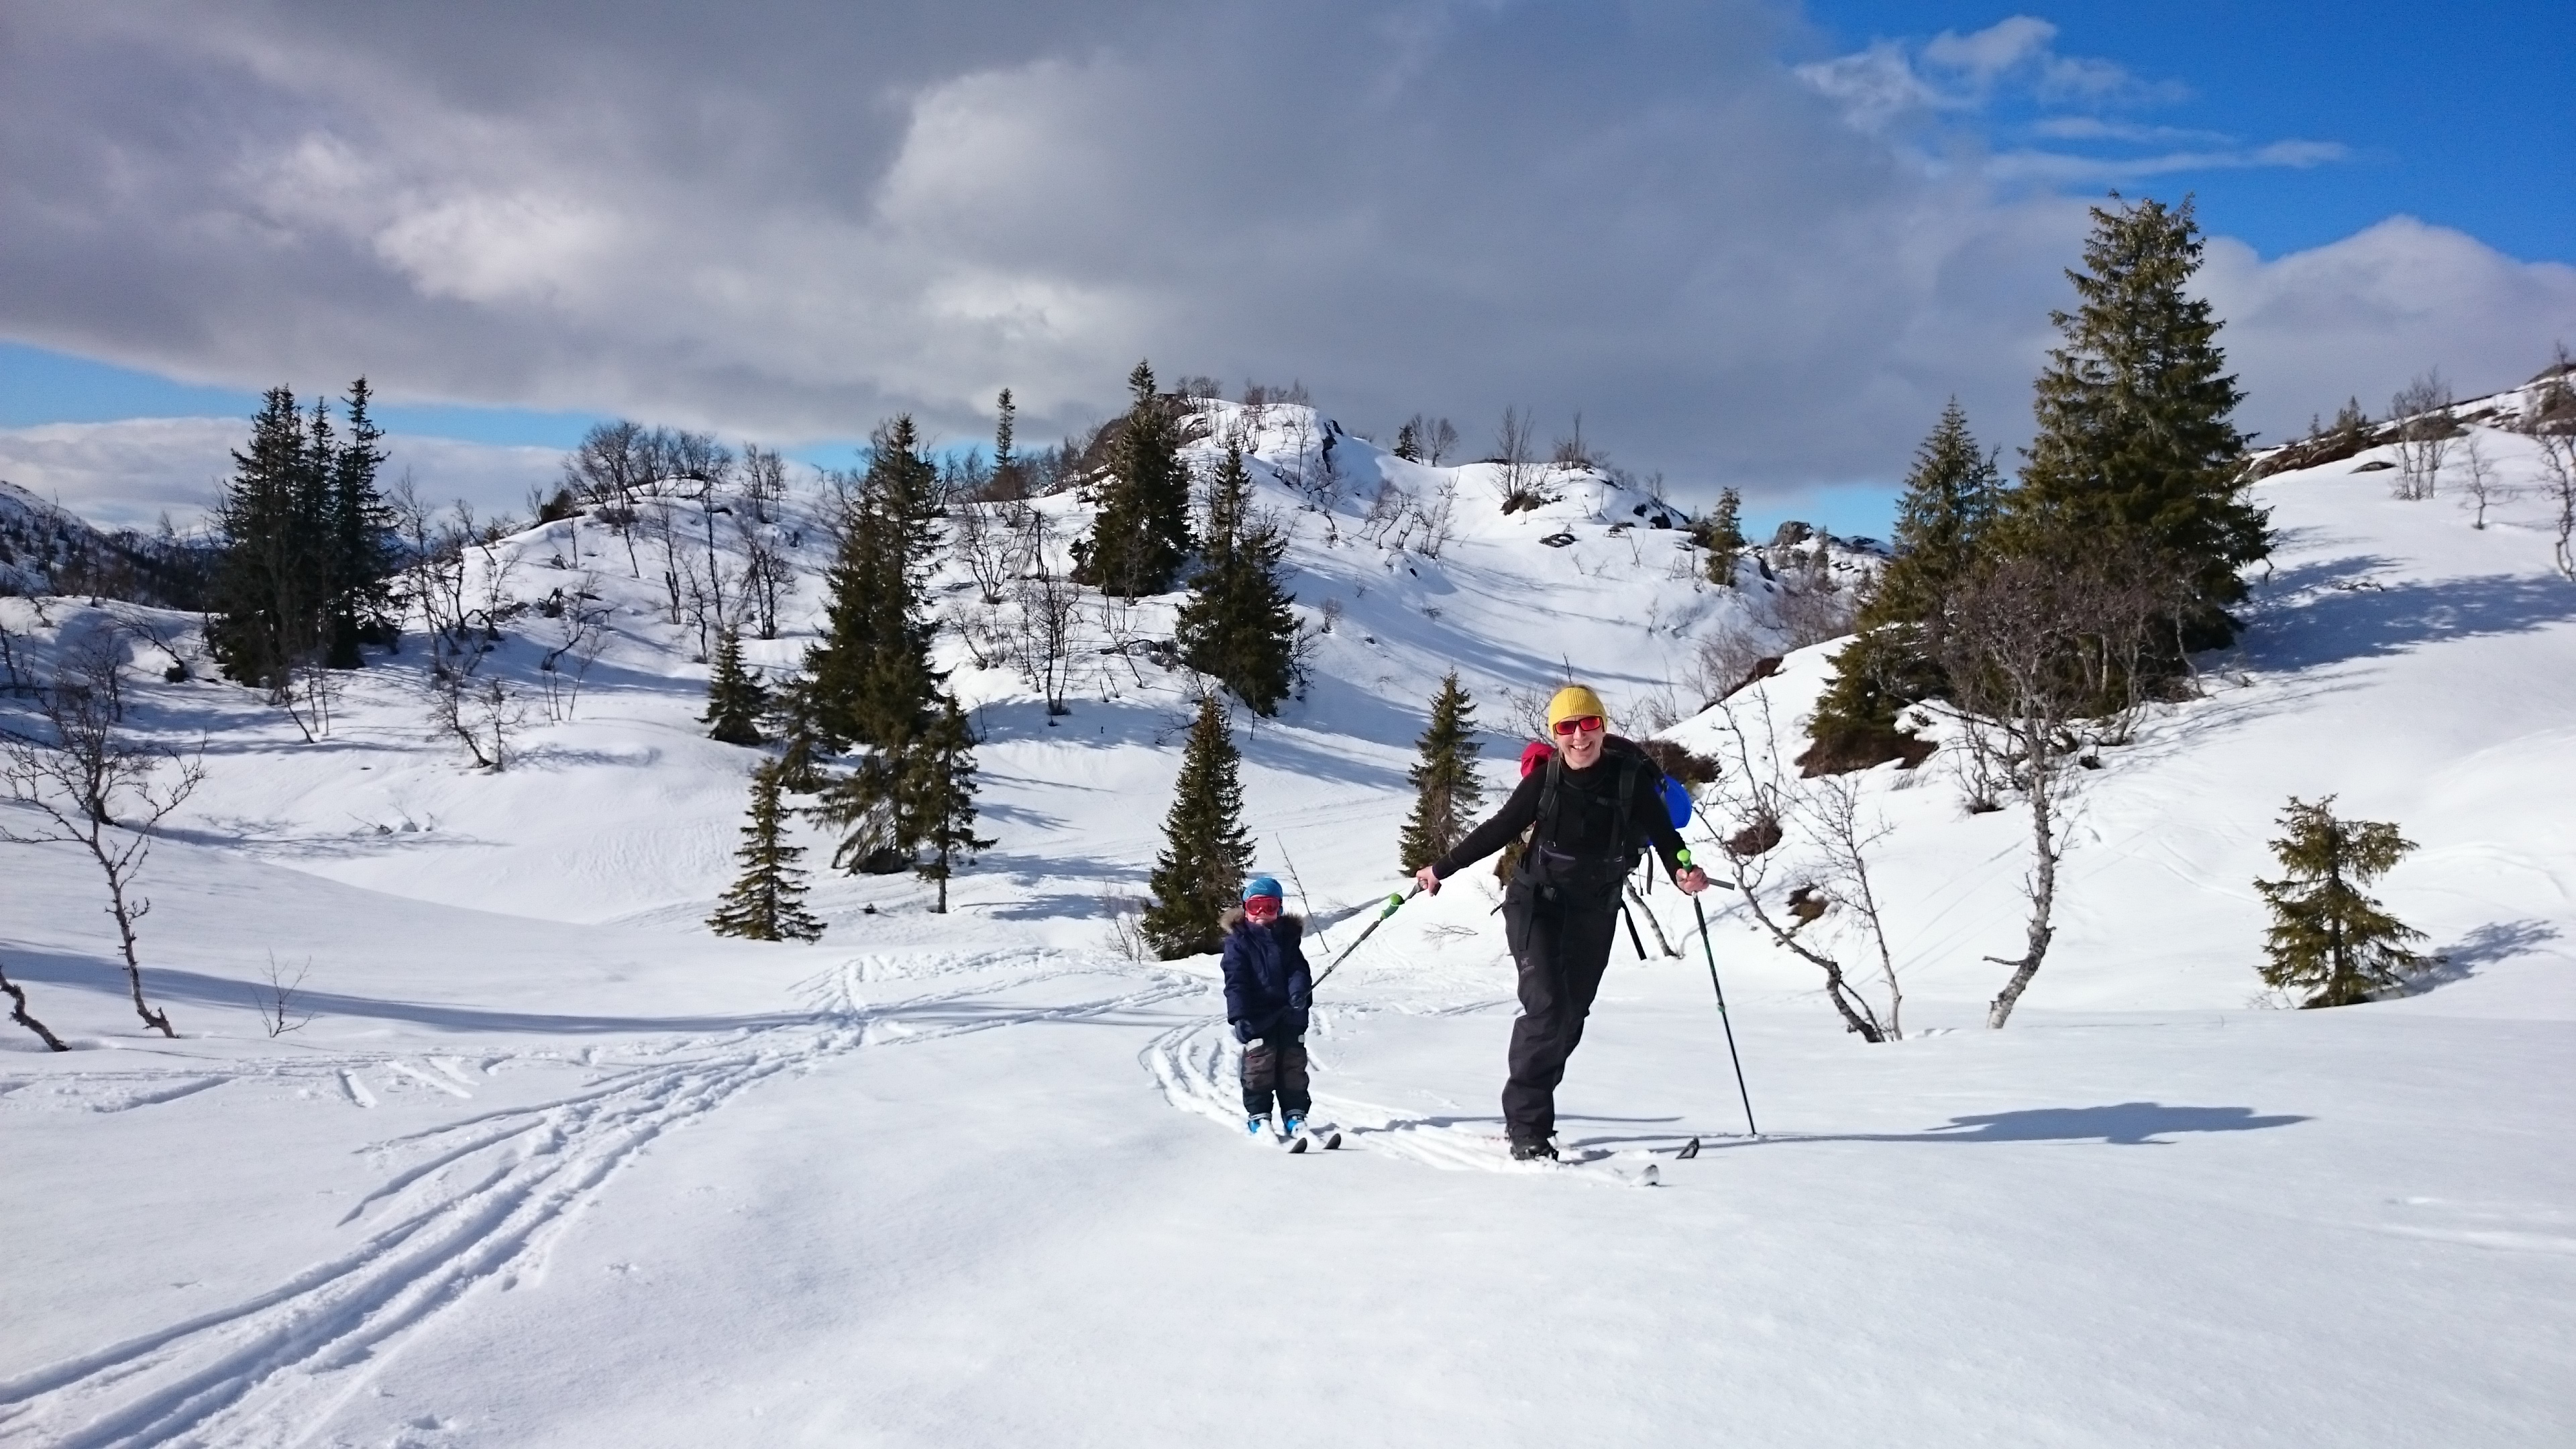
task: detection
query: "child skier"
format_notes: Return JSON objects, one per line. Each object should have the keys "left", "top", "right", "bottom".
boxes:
{"left": 1222, "top": 875, "right": 1314, "bottom": 1139}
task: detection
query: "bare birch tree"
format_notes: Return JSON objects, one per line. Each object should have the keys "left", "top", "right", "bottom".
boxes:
{"left": 1, "top": 677, "right": 203, "bottom": 1037}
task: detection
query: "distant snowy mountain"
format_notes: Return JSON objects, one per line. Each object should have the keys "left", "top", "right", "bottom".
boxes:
{"left": 1, "top": 386, "right": 2569, "bottom": 1447}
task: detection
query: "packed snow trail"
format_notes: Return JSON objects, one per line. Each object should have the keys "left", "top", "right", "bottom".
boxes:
{"left": 0, "top": 951, "right": 1200, "bottom": 1448}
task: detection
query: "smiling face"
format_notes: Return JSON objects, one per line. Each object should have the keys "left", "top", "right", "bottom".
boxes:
{"left": 1554, "top": 712, "right": 1606, "bottom": 768}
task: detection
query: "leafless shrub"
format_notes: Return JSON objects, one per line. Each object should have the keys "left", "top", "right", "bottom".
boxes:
{"left": 1497, "top": 683, "right": 1552, "bottom": 743}
{"left": 2459, "top": 432, "right": 2506, "bottom": 530}
{"left": 2390, "top": 370, "right": 2455, "bottom": 500}
{"left": 1927, "top": 537, "right": 2180, "bottom": 1026}
{"left": 1492, "top": 407, "right": 1549, "bottom": 511}
{"left": 1697, "top": 686, "right": 1898, "bottom": 1040}
{"left": 1010, "top": 511, "right": 1080, "bottom": 717}
{"left": 2537, "top": 431, "right": 2576, "bottom": 582}
{"left": 535, "top": 573, "right": 612, "bottom": 722}
{"left": 254, "top": 952, "right": 315, "bottom": 1037}
{"left": 1682, "top": 625, "right": 1771, "bottom": 709}
{"left": 1, "top": 679, "right": 203, "bottom": 1037}
{"left": 1102, "top": 890, "right": 1151, "bottom": 963}
{"left": 1773, "top": 550, "right": 1859, "bottom": 650}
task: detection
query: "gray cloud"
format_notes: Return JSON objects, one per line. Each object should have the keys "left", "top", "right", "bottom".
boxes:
{"left": 3, "top": 0, "right": 2572, "bottom": 515}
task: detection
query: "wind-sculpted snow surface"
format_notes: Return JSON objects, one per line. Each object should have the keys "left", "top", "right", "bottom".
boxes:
{"left": 2, "top": 406, "right": 2573, "bottom": 1444}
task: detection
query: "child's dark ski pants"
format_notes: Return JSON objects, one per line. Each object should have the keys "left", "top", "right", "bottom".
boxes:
{"left": 1240, "top": 1035, "right": 1311, "bottom": 1119}
{"left": 1499, "top": 877, "right": 1621, "bottom": 1144}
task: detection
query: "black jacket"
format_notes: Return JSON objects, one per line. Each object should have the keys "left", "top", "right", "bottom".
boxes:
{"left": 1432, "top": 737, "right": 1686, "bottom": 891}
{"left": 1220, "top": 908, "right": 1311, "bottom": 1042}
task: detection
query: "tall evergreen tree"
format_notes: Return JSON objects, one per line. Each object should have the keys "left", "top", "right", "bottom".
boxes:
{"left": 1399, "top": 671, "right": 1485, "bottom": 873}
{"left": 708, "top": 760, "right": 824, "bottom": 942}
{"left": 1142, "top": 694, "right": 1255, "bottom": 959}
{"left": 209, "top": 380, "right": 391, "bottom": 696}
{"left": 804, "top": 415, "right": 943, "bottom": 750}
{"left": 2012, "top": 194, "right": 2267, "bottom": 647}
{"left": 2256, "top": 797, "right": 2425, "bottom": 1008}
{"left": 703, "top": 628, "right": 769, "bottom": 746}
{"left": 989, "top": 387, "right": 1021, "bottom": 498}
{"left": 899, "top": 694, "right": 994, "bottom": 913}
{"left": 1075, "top": 360, "right": 1193, "bottom": 598}
{"left": 1174, "top": 439, "right": 1299, "bottom": 716}
{"left": 323, "top": 378, "right": 393, "bottom": 665}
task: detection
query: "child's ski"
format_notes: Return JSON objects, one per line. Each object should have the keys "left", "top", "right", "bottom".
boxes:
{"left": 1285, "top": 1128, "right": 1342, "bottom": 1152}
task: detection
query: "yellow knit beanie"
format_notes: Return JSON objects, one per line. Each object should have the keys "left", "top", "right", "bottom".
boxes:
{"left": 1546, "top": 684, "right": 1607, "bottom": 732}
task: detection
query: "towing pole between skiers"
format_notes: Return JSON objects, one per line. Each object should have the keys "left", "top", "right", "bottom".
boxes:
{"left": 1685, "top": 853, "right": 1759, "bottom": 1138}
{"left": 1312, "top": 883, "right": 1419, "bottom": 990}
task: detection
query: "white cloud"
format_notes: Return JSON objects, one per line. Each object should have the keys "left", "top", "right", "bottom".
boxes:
{"left": 0, "top": 0, "right": 2569, "bottom": 523}
{"left": 0, "top": 419, "right": 559, "bottom": 531}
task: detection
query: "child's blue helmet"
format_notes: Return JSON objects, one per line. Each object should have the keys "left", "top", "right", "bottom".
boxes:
{"left": 1242, "top": 875, "right": 1284, "bottom": 903}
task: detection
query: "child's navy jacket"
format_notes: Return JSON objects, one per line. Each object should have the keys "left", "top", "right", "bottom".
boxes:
{"left": 1219, "top": 908, "right": 1311, "bottom": 1043}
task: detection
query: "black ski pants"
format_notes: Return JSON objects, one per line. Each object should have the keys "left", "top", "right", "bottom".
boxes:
{"left": 1500, "top": 877, "right": 1621, "bottom": 1144}
{"left": 1240, "top": 1035, "right": 1311, "bottom": 1119}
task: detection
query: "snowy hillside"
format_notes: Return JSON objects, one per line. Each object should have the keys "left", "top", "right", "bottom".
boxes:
{"left": 2, "top": 396, "right": 2571, "bottom": 1447}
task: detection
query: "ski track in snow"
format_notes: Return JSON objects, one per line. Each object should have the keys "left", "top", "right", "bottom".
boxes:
{"left": 1138, "top": 1012, "right": 1659, "bottom": 1185}
{"left": 0, "top": 948, "right": 1199, "bottom": 1448}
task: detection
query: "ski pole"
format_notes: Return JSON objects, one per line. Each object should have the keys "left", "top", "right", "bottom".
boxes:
{"left": 1688, "top": 864, "right": 1759, "bottom": 1138}
{"left": 1311, "top": 883, "right": 1419, "bottom": 990}
{"left": 1619, "top": 898, "right": 1648, "bottom": 961}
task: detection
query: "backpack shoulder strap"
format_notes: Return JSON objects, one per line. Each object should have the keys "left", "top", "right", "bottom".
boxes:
{"left": 1534, "top": 749, "right": 1564, "bottom": 847}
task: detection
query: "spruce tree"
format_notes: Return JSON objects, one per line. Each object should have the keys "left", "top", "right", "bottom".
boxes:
{"left": 703, "top": 628, "right": 769, "bottom": 746}
{"left": 1142, "top": 694, "right": 1255, "bottom": 958}
{"left": 1872, "top": 400, "right": 2002, "bottom": 629}
{"left": 1075, "top": 360, "right": 1193, "bottom": 598}
{"left": 323, "top": 378, "right": 393, "bottom": 665}
{"left": 1805, "top": 402, "right": 2000, "bottom": 770}
{"left": 898, "top": 694, "right": 994, "bottom": 913}
{"left": 1399, "top": 671, "right": 1485, "bottom": 872}
{"left": 2255, "top": 797, "right": 2425, "bottom": 1007}
{"left": 1696, "top": 487, "right": 1746, "bottom": 585}
{"left": 209, "top": 380, "right": 395, "bottom": 694}
{"left": 1174, "top": 439, "right": 1299, "bottom": 716}
{"left": 804, "top": 415, "right": 943, "bottom": 750}
{"left": 989, "top": 387, "right": 1021, "bottom": 499}
{"left": 2012, "top": 195, "right": 2267, "bottom": 648}
{"left": 708, "top": 760, "right": 825, "bottom": 942}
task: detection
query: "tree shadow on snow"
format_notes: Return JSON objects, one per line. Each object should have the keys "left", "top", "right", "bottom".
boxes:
{"left": 2399, "top": 918, "right": 2563, "bottom": 996}
{"left": 2237, "top": 559, "right": 2576, "bottom": 672}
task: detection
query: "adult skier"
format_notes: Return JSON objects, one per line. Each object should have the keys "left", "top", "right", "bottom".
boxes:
{"left": 1414, "top": 685, "right": 1708, "bottom": 1160}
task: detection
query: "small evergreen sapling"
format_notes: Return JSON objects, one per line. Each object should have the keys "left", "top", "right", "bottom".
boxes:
{"left": 2255, "top": 796, "right": 2425, "bottom": 1007}
{"left": 708, "top": 759, "right": 824, "bottom": 942}
{"left": 1142, "top": 694, "right": 1255, "bottom": 958}
{"left": 1399, "top": 671, "right": 1485, "bottom": 873}
{"left": 900, "top": 695, "right": 994, "bottom": 914}
{"left": 702, "top": 628, "right": 769, "bottom": 746}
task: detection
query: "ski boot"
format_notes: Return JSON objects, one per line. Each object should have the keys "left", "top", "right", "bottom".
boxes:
{"left": 1246, "top": 1114, "right": 1271, "bottom": 1138}
{"left": 1509, "top": 1137, "right": 1558, "bottom": 1162}
{"left": 1282, "top": 1114, "right": 1305, "bottom": 1138}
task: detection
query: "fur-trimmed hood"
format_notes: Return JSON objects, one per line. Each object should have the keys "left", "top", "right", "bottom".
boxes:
{"left": 1220, "top": 906, "right": 1305, "bottom": 938}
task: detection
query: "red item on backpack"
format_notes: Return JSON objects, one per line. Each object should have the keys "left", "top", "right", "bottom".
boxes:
{"left": 1520, "top": 740, "right": 1554, "bottom": 777}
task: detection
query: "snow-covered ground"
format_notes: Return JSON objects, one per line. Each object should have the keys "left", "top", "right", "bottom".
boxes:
{"left": 3, "top": 404, "right": 2571, "bottom": 1446}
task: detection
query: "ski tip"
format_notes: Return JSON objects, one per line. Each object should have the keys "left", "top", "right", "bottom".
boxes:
{"left": 1638, "top": 1163, "right": 1660, "bottom": 1186}
{"left": 1324, "top": 1131, "right": 1342, "bottom": 1150}
{"left": 1675, "top": 1136, "right": 1701, "bottom": 1160}
{"left": 1288, "top": 1136, "right": 1309, "bottom": 1154}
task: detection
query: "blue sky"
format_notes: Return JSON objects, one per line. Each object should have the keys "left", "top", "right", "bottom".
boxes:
{"left": 1801, "top": 0, "right": 2573, "bottom": 263}
{"left": 3, "top": 1, "right": 2570, "bottom": 537}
